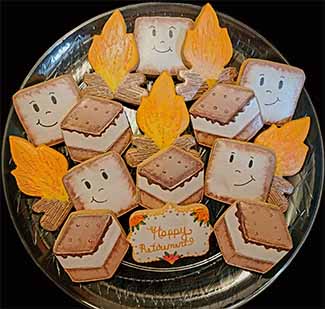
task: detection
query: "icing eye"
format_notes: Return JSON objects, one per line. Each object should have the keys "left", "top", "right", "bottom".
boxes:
{"left": 84, "top": 181, "right": 91, "bottom": 189}
{"left": 51, "top": 95, "right": 57, "bottom": 104}
{"left": 169, "top": 29, "right": 173, "bottom": 38}
{"left": 152, "top": 28, "right": 156, "bottom": 37}
{"left": 32, "top": 103, "right": 40, "bottom": 112}
{"left": 101, "top": 171, "right": 109, "bottom": 180}
{"left": 229, "top": 153, "right": 234, "bottom": 163}
{"left": 259, "top": 76, "right": 264, "bottom": 86}
{"left": 278, "top": 80, "right": 284, "bottom": 89}
{"left": 248, "top": 159, "right": 254, "bottom": 168}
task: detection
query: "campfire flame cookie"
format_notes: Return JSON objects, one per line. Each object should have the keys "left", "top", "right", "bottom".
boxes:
{"left": 54, "top": 209, "right": 129, "bottom": 282}
{"left": 127, "top": 203, "right": 213, "bottom": 264}
{"left": 137, "top": 146, "right": 204, "bottom": 209}
{"left": 9, "top": 136, "right": 73, "bottom": 231}
{"left": 205, "top": 139, "right": 276, "bottom": 204}
{"left": 125, "top": 71, "right": 194, "bottom": 167}
{"left": 85, "top": 10, "right": 148, "bottom": 105}
{"left": 190, "top": 83, "right": 263, "bottom": 147}
{"left": 176, "top": 3, "right": 233, "bottom": 101}
{"left": 63, "top": 151, "right": 137, "bottom": 216}
{"left": 12, "top": 74, "right": 79, "bottom": 146}
{"left": 255, "top": 117, "right": 310, "bottom": 176}
{"left": 61, "top": 96, "right": 132, "bottom": 162}
{"left": 214, "top": 200, "right": 293, "bottom": 273}
{"left": 238, "top": 58, "right": 306, "bottom": 124}
{"left": 134, "top": 16, "right": 193, "bottom": 75}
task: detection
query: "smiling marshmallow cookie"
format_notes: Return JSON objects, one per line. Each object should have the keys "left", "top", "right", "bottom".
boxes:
{"left": 134, "top": 17, "right": 193, "bottom": 75}
{"left": 238, "top": 59, "right": 305, "bottom": 124}
{"left": 63, "top": 151, "right": 138, "bottom": 216}
{"left": 12, "top": 75, "right": 80, "bottom": 146}
{"left": 205, "top": 139, "right": 276, "bottom": 204}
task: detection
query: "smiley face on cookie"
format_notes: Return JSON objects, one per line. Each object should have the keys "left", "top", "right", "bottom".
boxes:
{"left": 63, "top": 152, "right": 137, "bottom": 216}
{"left": 12, "top": 75, "right": 80, "bottom": 146}
{"left": 134, "top": 17, "right": 193, "bottom": 75}
{"left": 205, "top": 139, "right": 276, "bottom": 204}
{"left": 238, "top": 59, "right": 305, "bottom": 124}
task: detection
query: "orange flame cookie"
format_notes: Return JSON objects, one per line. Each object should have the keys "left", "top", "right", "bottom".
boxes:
{"left": 254, "top": 117, "right": 310, "bottom": 176}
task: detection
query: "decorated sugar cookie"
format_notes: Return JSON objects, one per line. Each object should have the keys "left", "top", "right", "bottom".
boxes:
{"left": 137, "top": 146, "right": 204, "bottom": 209}
{"left": 61, "top": 96, "right": 132, "bottom": 162}
{"left": 54, "top": 209, "right": 129, "bottom": 282}
{"left": 205, "top": 138, "right": 276, "bottom": 204}
{"left": 127, "top": 203, "right": 213, "bottom": 264}
{"left": 63, "top": 151, "right": 137, "bottom": 216}
{"left": 190, "top": 83, "right": 263, "bottom": 147}
{"left": 12, "top": 74, "right": 79, "bottom": 146}
{"left": 214, "top": 200, "right": 292, "bottom": 273}
{"left": 9, "top": 136, "right": 73, "bottom": 231}
{"left": 84, "top": 10, "right": 148, "bottom": 105}
{"left": 238, "top": 58, "right": 306, "bottom": 124}
{"left": 125, "top": 71, "right": 198, "bottom": 168}
{"left": 176, "top": 3, "right": 233, "bottom": 101}
{"left": 134, "top": 16, "right": 193, "bottom": 75}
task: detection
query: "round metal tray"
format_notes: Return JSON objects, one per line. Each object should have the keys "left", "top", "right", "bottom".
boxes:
{"left": 2, "top": 2, "right": 324, "bottom": 308}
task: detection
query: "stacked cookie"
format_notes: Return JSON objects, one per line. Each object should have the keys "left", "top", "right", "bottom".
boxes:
{"left": 9, "top": 3, "right": 311, "bottom": 283}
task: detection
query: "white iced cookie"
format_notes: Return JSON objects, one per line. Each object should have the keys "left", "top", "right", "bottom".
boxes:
{"left": 63, "top": 151, "right": 138, "bottom": 216}
{"left": 12, "top": 74, "right": 80, "bottom": 146}
{"left": 238, "top": 59, "right": 305, "bottom": 124}
{"left": 134, "top": 16, "right": 193, "bottom": 75}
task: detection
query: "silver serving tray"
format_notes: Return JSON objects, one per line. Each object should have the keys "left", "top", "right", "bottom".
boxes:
{"left": 2, "top": 2, "right": 324, "bottom": 308}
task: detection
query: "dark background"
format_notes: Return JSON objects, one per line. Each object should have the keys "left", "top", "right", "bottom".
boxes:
{"left": 1, "top": 0, "right": 324, "bottom": 308}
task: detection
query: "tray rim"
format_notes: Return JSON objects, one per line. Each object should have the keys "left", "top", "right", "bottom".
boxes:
{"left": 2, "top": 2, "right": 324, "bottom": 308}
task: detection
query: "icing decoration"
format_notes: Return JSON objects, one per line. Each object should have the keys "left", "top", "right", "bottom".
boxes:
{"left": 127, "top": 203, "right": 213, "bottom": 264}
{"left": 9, "top": 136, "right": 72, "bottom": 231}
{"left": 136, "top": 71, "right": 189, "bottom": 149}
{"left": 182, "top": 3, "right": 233, "bottom": 86}
{"left": 254, "top": 117, "right": 310, "bottom": 176}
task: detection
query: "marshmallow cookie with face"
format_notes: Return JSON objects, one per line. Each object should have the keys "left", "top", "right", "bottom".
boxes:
{"left": 12, "top": 75, "right": 80, "bottom": 146}
{"left": 134, "top": 17, "right": 193, "bottom": 75}
{"left": 63, "top": 152, "right": 138, "bottom": 216}
{"left": 205, "top": 139, "right": 276, "bottom": 204}
{"left": 238, "top": 59, "right": 305, "bottom": 124}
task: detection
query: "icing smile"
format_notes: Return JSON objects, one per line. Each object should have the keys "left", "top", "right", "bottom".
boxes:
{"left": 90, "top": 196, "right": 108, "bottom": 204}
{"left": 233, "top": 175, "right": 256, "bottom": 187}
{"left": 152, "top": 46, "right": 173, "bottom": 53}
{"left": 36, "top": 119, "right": 58, "bottom": 128}
{"left": 264, "top": 97, "right": 281, "bottom": 106}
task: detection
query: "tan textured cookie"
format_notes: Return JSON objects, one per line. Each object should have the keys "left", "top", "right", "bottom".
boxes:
{"left": 61, "top": 96, "right": 132, "bottom": 162}
{"left": 205, "top": 139, "right": 276, "bottom": 204}
{"left": 238, "top": 58, "right": 305, "bottom": 124}
{"left": 137, "top": 146, "right": 204, "bottom": 208}
{"left": 214, "top": 200, "right": 293, "bottom": 273}
{"left": 63, "top": 151, "right": 137, "bottom": 216}
{"left": 134, "top": 17, "right": 193, "bottom": 75}
{"left": 54, "top": 209, "right": 129, "bottom": 282}
{"left": 13, "top": 74, "right": 80, "bottom": 146}
{"left": 190, "top": 83, "right": 263, "bottom": 146}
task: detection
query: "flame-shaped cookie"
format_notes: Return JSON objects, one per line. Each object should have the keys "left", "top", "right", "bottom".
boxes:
{"left": 9, "top": 136, "right": 72, "bottom": 231}
{"left": 254, "top": 117, "right": 310, "bottom": 176}
{"left": 86, "top": 10, "right": 147, "bottom": 105}
{"left": 136, "top": 71, "right": 189, "bottom": 149}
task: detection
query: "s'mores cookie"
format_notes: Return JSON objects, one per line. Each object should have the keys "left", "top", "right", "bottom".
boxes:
{"left": 134, "top": 17, "right": 193, "bottom": 75}
{"left": 238, "top": 59, "right": 305, "bottom": 124}
{"left": 190, "top": 83, "right": 263, "bottom": 147}
{"left": 137, "top": 146, "right": 204, "bottom": 209}
{"left": 61, "top": 96, "right": 132, "bottom": 162}
{"left": 63, "top": 151, "right": 137, "bottom": 216}
{"left": 54, "top": 209, "right": 129, "bottom": 282}
{"left": 12, "top": 74, "right": 79, "bottom": 146}
{"left": 214, "top": 200, "right": 293, "bottom": 273}
{"left": 205, "top": 139, "right": 276, "bottom": 204}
